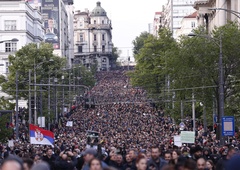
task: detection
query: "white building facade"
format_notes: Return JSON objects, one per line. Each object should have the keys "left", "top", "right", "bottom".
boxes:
{"left": 27, "top": 0, "right": 73, "bottom": 67}
{"left": 194, "top": 0, "right": 240, "bottom": 32}
{"left": 176, "top": 11, "right": 198, "bottom": 38}
{"left": 0, "top": 0, "right": 44, "bottom": 76}
{"left": 164, "top": 0, "right": 197, "bottom": 38}
{"left": 152, "top": 12, "right": 163, "bottom": 37}
{"left": 74, "top": 2, "right": 113, "bottom": 71}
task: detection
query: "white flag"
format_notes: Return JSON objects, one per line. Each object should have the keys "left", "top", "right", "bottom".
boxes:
{"left": 66, "top": 121, "right": 73, "bottom": 127}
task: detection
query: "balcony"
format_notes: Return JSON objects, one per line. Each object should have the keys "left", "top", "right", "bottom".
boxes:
{"left": 76, "top": 41, "right": 87, "bottom": 45}
{"left": 88, "top": 24, "right": 112, "bottom": 30}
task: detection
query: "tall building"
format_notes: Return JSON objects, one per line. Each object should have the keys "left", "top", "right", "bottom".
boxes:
{"left": 152, "top": 12, "right": 163, "bottom": 37}
{"left": 194, "top": 0, "right": 240, "bottom": 32}
{"left": 63, "top": 0, "right": 74, "bottom": 68}
{"left": 27, "top": 0, "right": 73, "bottom": 67}
{"left": 175, "top": 11, "right": 198, "bottom": 38}
{"left": 164, "top": 0, "right": 196, "bottom": 38}
{"left": 74, "top": 2, "right": 113, "bottom": 71}
{"left": 0, "top": 0, "right": 44, "bottom": 76}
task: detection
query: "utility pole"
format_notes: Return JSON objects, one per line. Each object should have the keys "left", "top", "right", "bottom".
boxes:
{"left": 54, "top": 78, "right": 58, "bottom": 123}
{"left": 28, "top": 69, "right": 31, "bottom": 124}
{"left": 181, "top": 100, "right": 184, "bottom": 120}
{"left": 48, "top": 76, "right": 50, "bottom": 130}
{"left": 62, "top": 75, "right": 64, "bottom": 117}
{"left": 192, "top": 92, "right": 196, "bottom": 133}
{"left": 15, "top": 71, "right": 19, "bottom": 139}
{"left": 40, "top": 80, "right": 43, "bottom": 127}
{"left": 34, "top": 59, "right": 37, "bottom": 125}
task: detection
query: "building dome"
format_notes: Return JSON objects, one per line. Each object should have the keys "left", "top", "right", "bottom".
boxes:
{"left": 91, "top": 2, "right": 107, "bottom": 16}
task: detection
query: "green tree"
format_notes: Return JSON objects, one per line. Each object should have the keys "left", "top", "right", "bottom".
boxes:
{"left": 0, "top": 114, "right": 13, "bottom": 143}
{"left": 129, "top": 28, "right": 178, "bottom": 105}
{"left": 132, "top": 31, "right": 151, "bottom": 58}
{"left": 112, "top": 46, "right": 121, "bottom": 67}
{"left": 1, "top": 43, "right": 66, "bottom": 99}
{"left": 168, "top": 22, "right": 240, "bottom": 123}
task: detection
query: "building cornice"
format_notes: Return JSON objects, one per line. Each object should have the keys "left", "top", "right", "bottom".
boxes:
{"left": 194, "top": 0, "right": 210, "bottom": 10}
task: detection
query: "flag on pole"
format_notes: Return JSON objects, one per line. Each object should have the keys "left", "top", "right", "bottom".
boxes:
{"left": 29, "top": 124, "right": 54, "bottom": 146}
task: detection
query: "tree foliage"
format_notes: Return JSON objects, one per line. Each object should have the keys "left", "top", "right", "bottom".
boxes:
{"left": 129, "top": 28, "right": 178, "bottom": 104}
{"left": 132, "top": 31, "right": 151, "bottom": 58}
{"left": 0, "top": 114, "right": 13, "bottom": 143}
{"left": 129, "top": 22, "right": 240, "bottom": 125}
{"left": 1, "top": 43, "right": 66, "bottom": 99}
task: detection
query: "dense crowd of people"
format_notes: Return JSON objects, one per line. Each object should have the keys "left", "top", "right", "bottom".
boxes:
{"left": 1, "top": 69, "right": 240, "bottom": 170}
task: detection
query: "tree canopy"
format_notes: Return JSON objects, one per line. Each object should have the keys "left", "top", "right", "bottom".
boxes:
{"left": 129, "top": 22, "right": 240, "bottom": 124}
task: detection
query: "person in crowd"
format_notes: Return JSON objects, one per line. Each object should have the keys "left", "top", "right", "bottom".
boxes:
{"left": 23, "top": 158, "right": 34, "bottom": 170}
{"left": 123, "top": 154, "right": 133, "bottom": 170}
{"left": 196, "top": 158, "right": 206, "bottom": 170}
{"left": 190, "top": 145, "right": 203, "bottom": 162}
{"left": 89, "top": 158, "right": 103, "bottom": 170}
{"left": 148, "top": 146, "right": 167, "bottom": 170}
{"left": 55, "top": 150, "right": 77, "bottom": 170}
{"left": 206, "top": 159, "right": 215, "bottom": 170}
{"left": 1, "top": 155, "right": 24, "bottom": 170}
{"left": 164, "top": 151, "right": 172, "bottom": 163}
{"left": 82, "top": 148, "right": 108, "bottom": 170}
{"left": 135, "top": 154, "right": 147, "bottom": 170}
{"left": 42, "top": 148, "right": 56, "bottom": 170}
{"left": 31, "top": 162, "right": 50, "bottom": 170}
{"left": 168, "top": 150, "right": 181, "bottom": 166}
{"left": 216, "top": 146, "right": 236, "bottom": 170}
{"left": 183, "top": 159, "right": 196, "bottom": 170}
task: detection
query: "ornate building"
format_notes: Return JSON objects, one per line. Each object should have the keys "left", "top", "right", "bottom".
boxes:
{"left": 194, "top": 0, "right": 240, "bottom": 32}
{"left": 74, "top": 2, "right": 113, "bottom": 71}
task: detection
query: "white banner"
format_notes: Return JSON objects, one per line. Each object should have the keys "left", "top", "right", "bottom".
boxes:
{"left": 66, "top": 121, "right": 73, "bottom": 127}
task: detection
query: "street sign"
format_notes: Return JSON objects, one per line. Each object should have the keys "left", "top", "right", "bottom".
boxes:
{"left": 222, "top": 116, "right": 235, "bottom": 136}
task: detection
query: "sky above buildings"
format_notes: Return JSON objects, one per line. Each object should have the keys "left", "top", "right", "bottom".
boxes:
{"left": 74, "top": 0, "right": 167, "bottom": 61}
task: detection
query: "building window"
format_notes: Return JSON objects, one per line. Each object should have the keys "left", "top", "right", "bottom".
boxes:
{"left": 4, "top": 20, "right": 17, "bottom": 30}
{"left": 94, "top": 34, "right": 97, "bottom": 41}
{"left": 102, "top": 45, "right": 105, "bottom": 52}
{"left": 80, "top": 34, "right": 84, "bottom": 42}
{"left": 5, "top": 42, "right": 17, "bottom": 52}
{"left": 78, "top": 46, "right": 82, "bottom": 53}
{"left": 102, "top": 20, "right": 104, "bottom": 24}
{"left": 94, "top": 20, "right": 96, "bottom": 24}
{"left": 94, "top": 46, "right": 97, "bottom": 52}
{"left": 102, "top": 34, "right": 105, "bottom": 41}
{"left": 102, "top": 58, "right": 106, "bottom": 62}
{"left": 191, "top": 22, "right": 196, "bottom": 28}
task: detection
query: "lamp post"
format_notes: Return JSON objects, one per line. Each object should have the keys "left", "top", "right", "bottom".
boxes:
{"left": 188, "top": 33, "right": 224, "bottom": 145}
{"left": 209, "top": 8, "right": 240, "bottom": 19}
{"left": 33, "top": 59, "right": 54, "bottom": 125}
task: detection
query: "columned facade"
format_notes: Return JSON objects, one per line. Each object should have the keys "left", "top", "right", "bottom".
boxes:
{"left": 194, "top": 0, "right": 240, "bottom": 32}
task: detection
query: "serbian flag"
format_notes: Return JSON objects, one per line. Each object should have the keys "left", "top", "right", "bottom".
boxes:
{"left": 29, "top": 124, "right": 54, "bottom": 146}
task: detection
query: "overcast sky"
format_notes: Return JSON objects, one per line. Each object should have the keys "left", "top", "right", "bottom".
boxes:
{"left": 74, "top": 0, "right": 167, "bottom": 61}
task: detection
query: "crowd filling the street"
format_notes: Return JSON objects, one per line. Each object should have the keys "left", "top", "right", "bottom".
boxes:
{"left": 1, "top": 69, "right": 240, "bottom": 170}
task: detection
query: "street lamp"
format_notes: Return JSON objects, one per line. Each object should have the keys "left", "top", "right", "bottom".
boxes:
{"left": 208, "top": 8, "right": 240, "bottom": 19}
{"left": 0, "top": 38, "right": 19, "bottom": 43}
{"left": 188, "top": 33, "right": 224, "bottom": 145}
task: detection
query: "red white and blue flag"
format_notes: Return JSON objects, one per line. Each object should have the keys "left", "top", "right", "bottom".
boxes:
{"left": 29, "top": 124, "right": 54, "bottom": 146}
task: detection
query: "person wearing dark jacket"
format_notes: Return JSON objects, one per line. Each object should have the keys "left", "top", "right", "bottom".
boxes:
{"left": 147, "top": 146, "right": 167, "bottom": 170}
{"left": 55, "top": 151, "right": 77, "bottom": 170}
{"left": 216, "top": 146, "right": 236, "bottom": 170}
{"left": 42, "top": 148, "right": 56, "bottom": 170}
